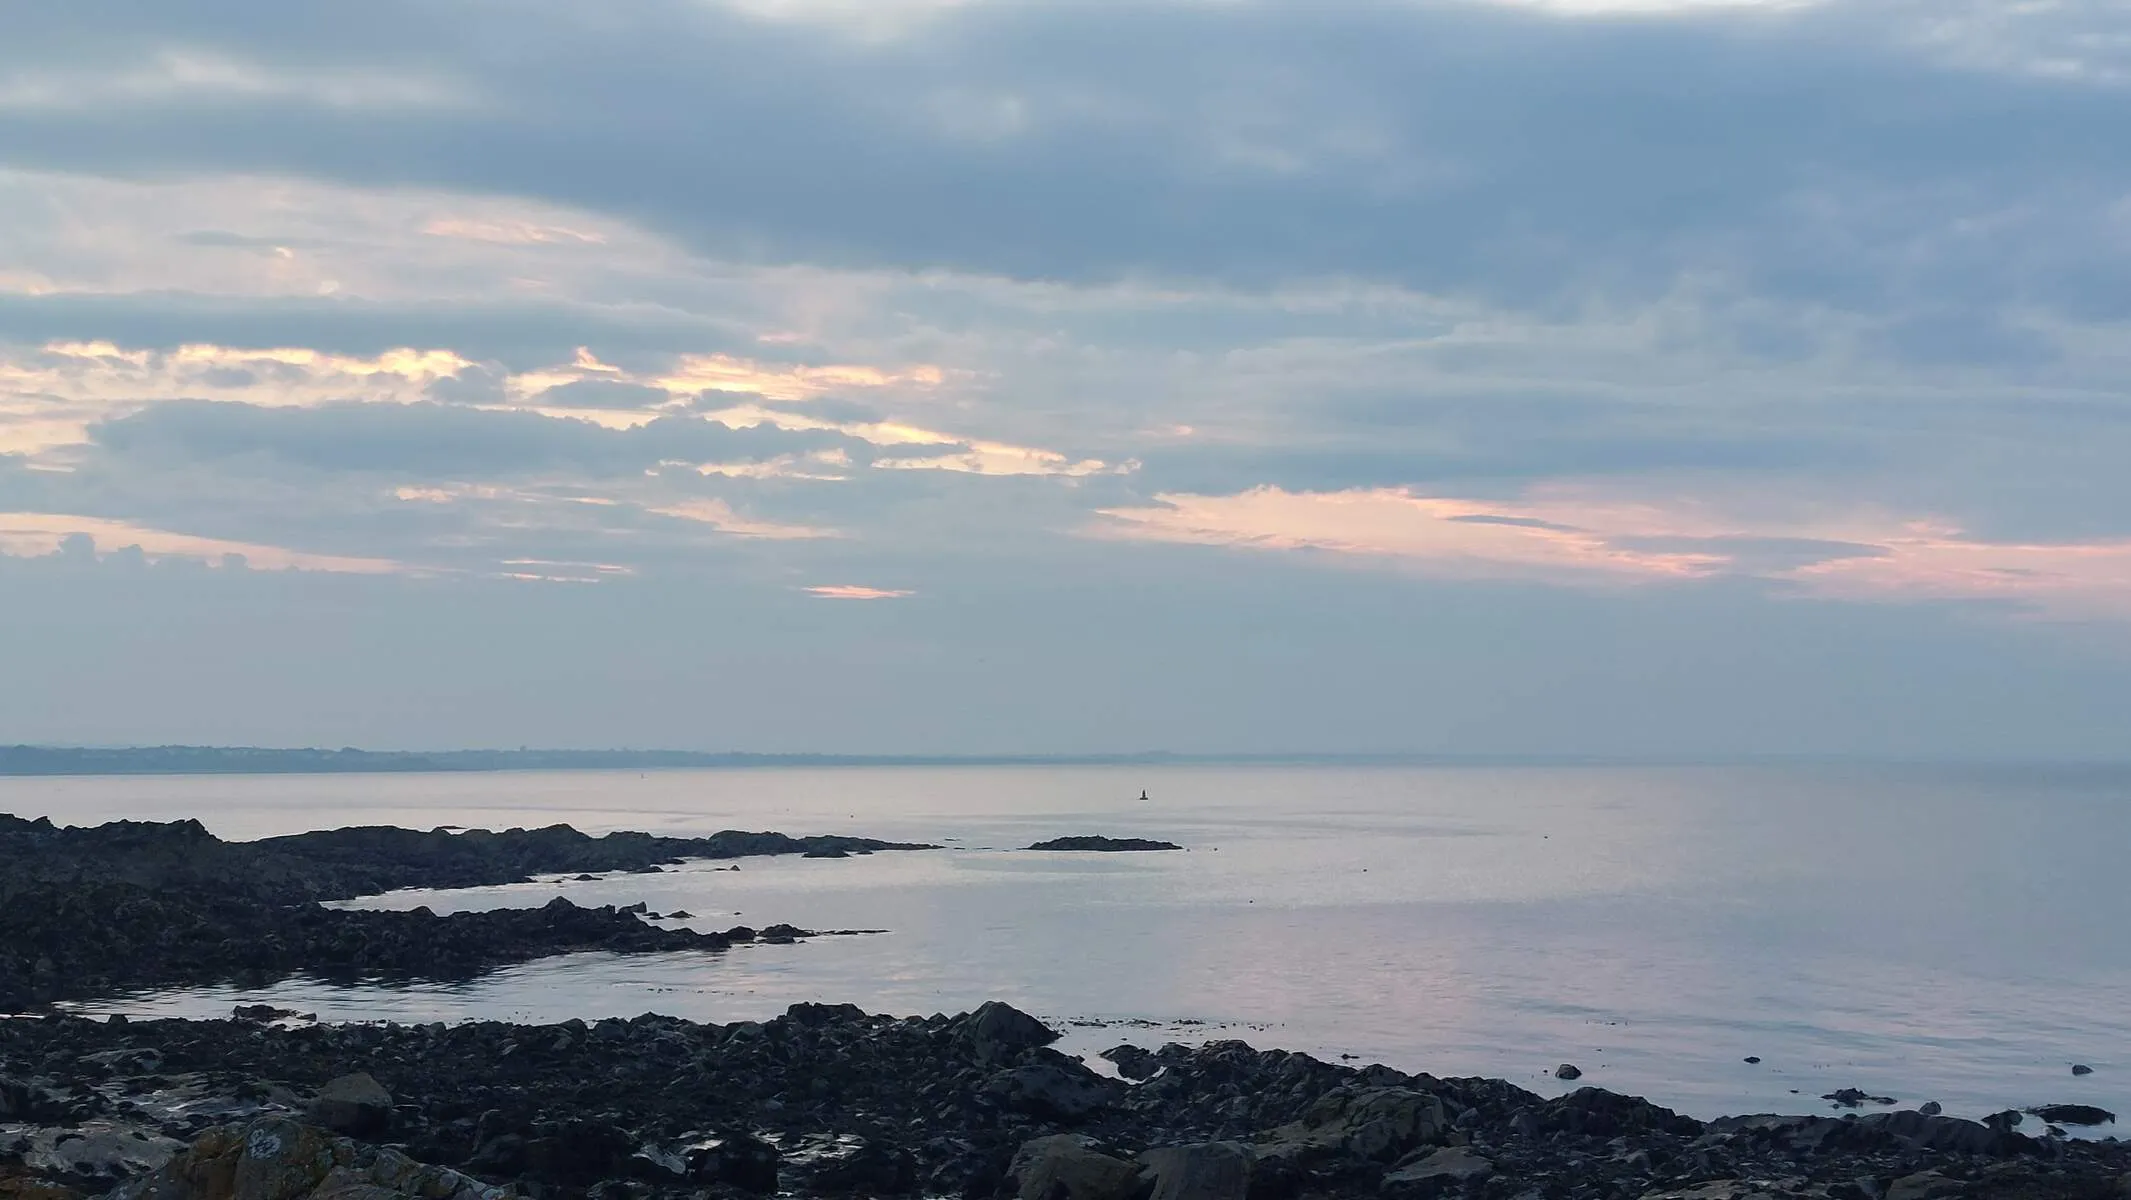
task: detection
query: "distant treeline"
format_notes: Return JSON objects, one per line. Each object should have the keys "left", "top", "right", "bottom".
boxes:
{"left": 0, "top": 745, "right": 1205, "bottom": 776}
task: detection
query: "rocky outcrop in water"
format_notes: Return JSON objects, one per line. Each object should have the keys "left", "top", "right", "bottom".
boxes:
{"left": 1025, "top": 837, "right": 1182, "bottom": 852}
{"left": 0, "top": 815, "right": 933, "bottom": 907}
{"left": 0, "top": 815, "right": 926, "bottom": 1011}
{"left": 5, "top": 1005, "right": 2128, "bottom": 1200}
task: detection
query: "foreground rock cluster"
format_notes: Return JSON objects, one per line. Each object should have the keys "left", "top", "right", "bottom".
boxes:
{"left": 0, "top": 816, "right": 929, "bottom": 1009}
{"left": 4, "top": 1004, "right": 2126, "bottom": 1200}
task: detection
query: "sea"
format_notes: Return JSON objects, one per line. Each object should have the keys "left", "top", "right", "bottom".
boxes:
{"left": 6, "top": 764, "right": 2127, "bottom": 1128}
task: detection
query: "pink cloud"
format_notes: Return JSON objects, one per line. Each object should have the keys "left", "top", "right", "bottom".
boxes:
{"left": 803, "top": 584, "right": 915, "bottom": 600}
{"left": 1092, "top": 486, "right": 2131, "bottom": 621}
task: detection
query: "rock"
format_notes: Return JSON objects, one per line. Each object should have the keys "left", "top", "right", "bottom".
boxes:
{"left": 1823, "top": 1088, "right": 1897, "bottom": 1109}
{"left": 230, "top": 1007, "right": 297, "bottom": 1024}
{"left": 1257, "top": 1087, "right": 1452, "bottom": 1164}
{"left": 960, "top": 1001, "right": 1060, "bottom": 1064}
{"left": 1537, "top": 1089, "right": 1701, "bottom": 1139}
{"left": 2075, "top": 1064, "right": 2095, "bottom": 1076}
{"left": 1884, "top": 1171, "right": 1964, "bottom": 1200}
{"left": 1918, "top": 1101, "right": 1942, "bottom": 1116}
{"left": 16, "top": 1123, "right": 185, "bottom": 1184}
{"left": 1742, "top": 1057, "right": 1760, "bottom": 1064}
{"left": 983, "top": 1065, "right": 1122, "bottom": 1121}
{"left": 692, "top": 1133, "right": 779, "bottom": 1195}
{"left": 305, "top": 1075, "right": 393, "bottom": 1139}
{"left": 1638, "top": 1186, "right": 1781, "bottom": 1200}
{"left": 801, "top": 848, "right": 851, "bottom": 859}
{"left": 108, "top": 1118, "right": 506, "bottom": 1200}
{"left": 1100, "top": 1045, "right": 1159, "bottom": 1082}
{"left": 1856, "top": 1109, "right": 2032, "bottom": 1156}
{"left": 0, "top": 1077, "right": 70, "bottom": 1123}
{"left": 1138, "top": 1142, "right": 1251, "bottom": 1200}
{"left": 1554, "top": 1064, "right": 1583, "bottom": 1081}
{"left": 789, "top": 1139, "right": 915, "bottom": 1195}
{"left": 1383, "top": 1146, "right": 1494, "bottom": 1187}
{"left": 1008, "top": 1136, "right": 1140, "bottom": 1200}
{"left": 1025, "top": 837, "right": 1183, "bottom": 852}
{"left": 2030, "top": 1103, "right": 2115, "bottom": 1126}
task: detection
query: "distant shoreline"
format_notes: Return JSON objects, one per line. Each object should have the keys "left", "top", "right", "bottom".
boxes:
{"left": 3, "top": 744, "right": 2125, "bottom": 777}
{"left": 0, "top": 745, "right": 1625, "bottom": 777}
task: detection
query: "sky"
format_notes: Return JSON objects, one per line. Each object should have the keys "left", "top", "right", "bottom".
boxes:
{"left": 3, "top": 0, "right": 2131, "bottom": 757}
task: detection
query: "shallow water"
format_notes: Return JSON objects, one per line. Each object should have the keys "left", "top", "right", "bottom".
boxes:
{"left": 9, "top": 763, "right": 2129, "bottom": 1126}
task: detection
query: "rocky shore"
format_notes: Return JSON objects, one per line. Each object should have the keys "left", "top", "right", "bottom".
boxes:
{"left": 0, "top": 815, "right": 930, "bottom": 1011}
{"left": 4, "top": 1004, "right": 2127, "bottom": 1200}
{"left": 4, "top": 813, "right": 2126, "bottom": 1200}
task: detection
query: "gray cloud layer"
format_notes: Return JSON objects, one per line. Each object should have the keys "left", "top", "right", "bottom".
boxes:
{"left": 3, "top": 0, "right": 2130, "bottom": 753}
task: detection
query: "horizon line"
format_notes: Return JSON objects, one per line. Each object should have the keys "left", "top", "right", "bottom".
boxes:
{"left": 3, "top": 743, "right": 2128, "bottom": 777}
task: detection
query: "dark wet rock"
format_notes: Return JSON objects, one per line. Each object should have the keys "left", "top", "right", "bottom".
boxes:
{"left": 984, "top": 1065, "right": 1124, "bottom": 1122}
{"left": 1822, "top": 1088, "right": 1898, "bottom": 1109}
{"left": 1138, "top": 1141, "right": 1251, "bottom": 1200}
{"left": 2030, "top": 1104, "right": 2115, "bottom": 1126}
{"left": 1026, "top": 837, "right": 1183, "bottom": 852}
{"left": 800, "top": 848, "right": 851, "bottom": 859}
{"left": 1382, "top": 1145, "right": 1493, "bottom": 1189}
{"left": 787, "top": 1137, "right": 916, "bottom": 1195}
{"left": 1535, "top": 1088, "right": 1700, "bottom": 1139}
{"left": 108, "top": 1118, "right": 505, "bottom": 1200}
{"left": 1101, "top": 1045, "right": 1160, "bottom": 1082}
{"left": 959, "top": 1002, "right": 1061, "bottom": 1064}
{"left": 1554, "top": 1065, "right": 1583, "bottom": 1081}
{"left": 2073, "top": 1064, "right": 2095, "bottom": 1076}
{"left": 1008, "top": 1136, "right": 1140, "bottom": 1200}
{"left": 1918, "top": 1101, "right": 1942, "bottom": 1116}
{"left": 1256, "top": 1087, "right": 1452, "bottom": 1164}
{"left": 1741, "top": 1057, "right": 1760, "bottom": 1065}
{"left": 691, "top": 1132, "right": 780, "bottom": 1194}
{"left": 305, "top": 1074, "right": 392, "bottom": 1139}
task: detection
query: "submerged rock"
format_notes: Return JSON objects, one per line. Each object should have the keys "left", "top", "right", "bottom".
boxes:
{"left": 2029, "top": 1103, "right": 2115, "bottom": 1126}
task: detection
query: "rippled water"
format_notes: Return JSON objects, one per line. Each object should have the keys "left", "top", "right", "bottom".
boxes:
{"left": 9, "top": 764, "right": 2129, "bottom": 1125}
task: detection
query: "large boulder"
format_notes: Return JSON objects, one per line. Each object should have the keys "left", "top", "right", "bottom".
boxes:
{"left": 305, "top": 1076, "right": 393, "bottom": 1139}
{"left": 108, "top": 1119, "right": 508, "bottom": 1200}
{"left": 1382, "top": 1147, "right": 1493, "bottom": 1188}
{"left": 960, "top": 1002, "right": 1061, "bottom": 1065}
{"left": 1138, "top": 1142, "right": 1252, "bottom": 1200}
{"left": 1255, "top": 1087, "right": 1452, "bottom": 1164}
{"left": 985, "top": 1066, "right": 1125, "bottom": 1122}
{"left": 1008, "top": 1136, "right": 1141, "bottom": 1200}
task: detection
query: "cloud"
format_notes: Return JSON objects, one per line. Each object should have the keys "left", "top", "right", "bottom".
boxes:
{"left": 643, "top": 497, "right": 839, "bottom": 540}
{"left": 1094, "top": 484, "right": 2131, "bottom": 620}
{"left": 0, "top": 511, "right": 405, "bottom": 574}
{"left": 803, "top": 584, "right": 914, "bottom": 599}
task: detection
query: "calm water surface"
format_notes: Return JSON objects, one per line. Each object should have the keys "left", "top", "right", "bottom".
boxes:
{"left": 6, "top": 765, "right": 2127, "bottom": 1125}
